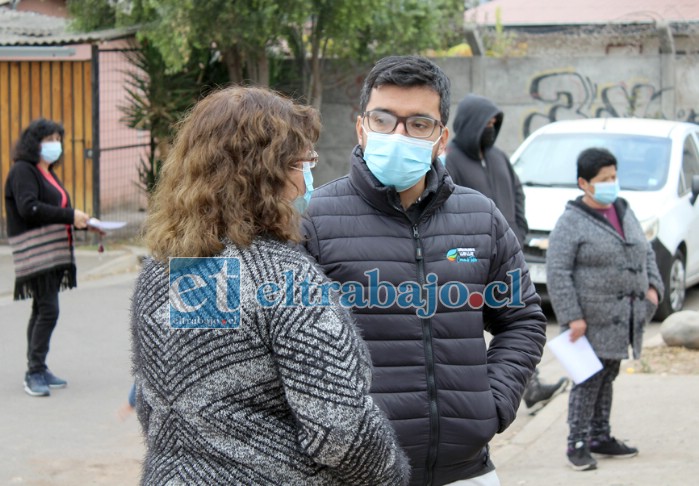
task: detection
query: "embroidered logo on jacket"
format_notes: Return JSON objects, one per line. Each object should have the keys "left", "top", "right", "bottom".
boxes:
{"left": 446, "top": 248, "right": 477, "bottom": 263}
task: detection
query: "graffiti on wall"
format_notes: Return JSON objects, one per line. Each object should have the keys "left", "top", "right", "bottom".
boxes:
{"left": 522, "top": 68, "right": 698, "bottom": 137}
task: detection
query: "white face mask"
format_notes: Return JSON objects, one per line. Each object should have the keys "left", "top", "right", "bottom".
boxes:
{"left": 40, "top": 141, "right": 62, "bottom": 164}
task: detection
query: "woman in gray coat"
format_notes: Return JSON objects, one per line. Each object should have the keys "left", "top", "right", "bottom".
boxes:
{"left": 547, "top": 148, "right": 664, "bottom": 472}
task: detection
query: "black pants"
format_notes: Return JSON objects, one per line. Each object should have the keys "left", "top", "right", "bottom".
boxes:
{"left": 26, "top": 275, "right": 60, "bottom": 373}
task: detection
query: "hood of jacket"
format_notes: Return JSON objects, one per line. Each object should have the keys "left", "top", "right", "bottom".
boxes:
{"left": 569, "top": 195, "right": 629, "bottom": 224}
{"left": 451, "top": 94, "right": 503, "bottom": 160}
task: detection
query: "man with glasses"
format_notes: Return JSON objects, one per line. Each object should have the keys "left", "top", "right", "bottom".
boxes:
{"left": 446, "top": 94, "right": 569, "bottom": 415}
{"left": 302, "top": 56, "right": 546, "bottom": 486}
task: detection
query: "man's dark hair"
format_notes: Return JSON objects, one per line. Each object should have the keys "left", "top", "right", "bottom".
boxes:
{"left": 359, "top": 55, "right": 451, "bottom": 124}
{"left": 12, "top": 118, "right": 64, "bottom": 165}
{"left": 577, "top": 147, "right": 617, "bottom": 181}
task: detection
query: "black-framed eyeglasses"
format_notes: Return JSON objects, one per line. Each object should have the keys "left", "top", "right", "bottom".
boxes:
{"left": 291, "top": 150, "right": 318, "bottom": 171}
{"left": 362, "top": 110, "right": 443, "bottom": 139}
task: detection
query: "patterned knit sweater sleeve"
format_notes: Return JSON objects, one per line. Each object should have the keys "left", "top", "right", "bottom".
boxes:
{"left": 265, "top": 248, "right": 411, "bottom": 485}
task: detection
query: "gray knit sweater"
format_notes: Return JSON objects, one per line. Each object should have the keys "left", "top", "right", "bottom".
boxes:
{"left": 130, "top": 239, "right": 410, "bottom": 485}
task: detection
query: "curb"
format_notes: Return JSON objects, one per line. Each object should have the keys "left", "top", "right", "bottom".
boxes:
{"left": 80, "top": 246, "right": 148, "bottom": 281}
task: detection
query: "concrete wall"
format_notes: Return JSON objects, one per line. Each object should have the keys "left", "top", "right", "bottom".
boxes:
{"left": 315, "top": 54, "right": 699, "bottom": 186}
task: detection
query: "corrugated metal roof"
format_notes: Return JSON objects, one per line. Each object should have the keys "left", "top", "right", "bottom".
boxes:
{"left": 0, "top": 7, "right": 138, "bottom": 45}
{"left": 467, "top": 0, "right": 699, "bottom": 26}
{"left": 0, "top": 7, "right": 64, "bottom": 36}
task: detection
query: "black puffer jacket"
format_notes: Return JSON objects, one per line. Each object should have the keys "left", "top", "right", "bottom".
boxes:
{"left": 302, "top": 146, "right": 546, "bottom": 486}
{"left": 446, "top": 95, "right": 528, "bottom": 246}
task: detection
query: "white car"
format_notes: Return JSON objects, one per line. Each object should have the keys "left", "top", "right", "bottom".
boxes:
{"left": 511, "top": 118, "right": 699, "bottom": 319}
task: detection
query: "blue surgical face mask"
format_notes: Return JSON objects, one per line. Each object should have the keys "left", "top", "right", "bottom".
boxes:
{"left": 591, "top": 180, "right": 619, "bottom": 205}
{"left": 40, "top": 141, "right": 62, "bottom": 164}
{"left": 292, "top": 162, "right": 314, "bottom": 213}
{"left": 363, "top": 130, "right": 439, "bottom": 192}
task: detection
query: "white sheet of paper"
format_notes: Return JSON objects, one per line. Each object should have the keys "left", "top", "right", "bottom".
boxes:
{"left": 88, "top": 218, "right": 127, "bottom": 231}
{"left": 546, "top": 330, "right": 604, "bottom": 384}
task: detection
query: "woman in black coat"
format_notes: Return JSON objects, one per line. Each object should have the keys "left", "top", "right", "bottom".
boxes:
{"left": 5, "top": 118, "right": 92, "bottom": 397}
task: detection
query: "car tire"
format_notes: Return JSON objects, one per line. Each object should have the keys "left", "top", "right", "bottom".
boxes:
{"left": 655, "top": 251, "right": 686, "bottom": 321}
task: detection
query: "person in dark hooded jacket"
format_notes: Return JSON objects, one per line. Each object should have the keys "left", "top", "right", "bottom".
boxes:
{"left": 446, "top": 94, "right": 527, "bottom": 245}
{"left": 302, "top": 56, "right": 546, "bottom": 486}
{"left": 446, "top": 95, "right": 569, "bottom": 414}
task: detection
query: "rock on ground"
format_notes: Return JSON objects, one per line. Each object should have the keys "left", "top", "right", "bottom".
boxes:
{"left": 660, "top": 310, "right": 699, "bottom": 349}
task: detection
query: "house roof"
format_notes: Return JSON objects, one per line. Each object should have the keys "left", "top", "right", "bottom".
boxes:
{"left": 466, "top": 0, "right": 699, "bottom": 26}
{"left": 0, "top": 7, "right": 137, "bottom": 45}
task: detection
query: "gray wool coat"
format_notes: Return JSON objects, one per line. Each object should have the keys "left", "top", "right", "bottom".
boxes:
{"left": 546, "top": 197, "right": 664, "bottom": 360}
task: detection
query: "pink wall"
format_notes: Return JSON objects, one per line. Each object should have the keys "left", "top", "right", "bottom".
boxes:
{"left": 97, "top": 38, "right": 149, "bottom": 214}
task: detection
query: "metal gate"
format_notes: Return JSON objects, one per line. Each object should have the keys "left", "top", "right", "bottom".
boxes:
{"left": 93, "top": 46, "right": 150, "bottom": 239}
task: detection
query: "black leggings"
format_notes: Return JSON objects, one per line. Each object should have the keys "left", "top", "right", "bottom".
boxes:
{"left": 567, "top": 359, "right": 621, "bottom": 446}
{"left": 26, "top": 275, "right": 60, "bottom": 373}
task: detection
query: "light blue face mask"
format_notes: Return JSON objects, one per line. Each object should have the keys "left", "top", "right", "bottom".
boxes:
{"left": 40, "top": 141, "right": 62, "bottom": 164}
{"left": 292, "top": 162, "right": 314, "bottom": 213}
{"left": 591, "top": 180, "right": 619, "bottom": 205}
{"left": 363, "top": 131, "right": 438, "bottom": 192}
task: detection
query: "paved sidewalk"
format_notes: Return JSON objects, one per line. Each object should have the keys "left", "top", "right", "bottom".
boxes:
{"left": 1, "top": 247, "right": 146, "bottom": 486}
{"left": 493, "top": 372, "right": 699, "bottom": 485}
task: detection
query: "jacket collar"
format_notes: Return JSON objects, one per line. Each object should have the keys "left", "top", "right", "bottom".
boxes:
{"left": 569, "top": 196, "right": 629, "bottom": 233}
{"left": 348, "top": 144, "right": 454, "bottom": 221}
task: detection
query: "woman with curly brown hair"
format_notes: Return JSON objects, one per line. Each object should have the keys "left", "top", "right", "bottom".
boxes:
{"left": 130, "top": 86, "right": 409, "bottom": 485}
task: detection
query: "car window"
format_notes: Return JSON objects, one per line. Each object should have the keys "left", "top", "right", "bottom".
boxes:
{"left": 512, "top": 133, "right": 671, "bottom": 190}
{"left": 679, "top": 136, "right": 699, "bottom": 196}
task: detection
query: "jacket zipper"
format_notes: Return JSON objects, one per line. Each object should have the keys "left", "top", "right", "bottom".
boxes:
{"left": 481, "top": 158, "right": 496, "bottom": 198}
{"left": 413, "top": 224, "right": 439, "bottom": 486}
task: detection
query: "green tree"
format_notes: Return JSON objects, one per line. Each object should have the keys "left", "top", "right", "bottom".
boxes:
{"left": 284, "top": 0, "right": 375, "bottom": 108}
{"left": 69, "top": 0, "right": 283, "bottom": 85}
{"left": 285, "top": 0, "right": 463, "bottom": 107}
{"left": 121, "top": 41, "right": 226, "bottom": 194}
{"left": 134, "top": 0, "right": 288, "bottom": 85}
{"left": 67, "top": 0, "right": 116, "bottom": 31}
{"left": 362, "top": 0, "right": 464, "bottom": 59}
{"left": 69, "top": 0, "right": 464, "bottom": 106}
